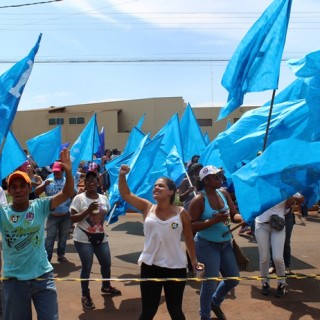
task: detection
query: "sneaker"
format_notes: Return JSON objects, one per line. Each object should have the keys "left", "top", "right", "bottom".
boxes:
{"left": 211, "top": 304, "right": 226, "bottom": 320}
{"left": 101, "top": 285, "right": 122, "bottom": 296}
{"left": 81, "top": 295, "right": 95, "bottom": 309}
{"left": 285, "top": 269, "right": 295, "bottom": 276}
{"left": 57, "top": 255, "right": 69, "bottom": 263}
{"left": 262, "top": 282, "right": 270, "bottom": 296}
{"left": 275, "top": 283, "right": 286, "bottom": 298}
{"left": 268, "top": 266, "right": 276, "bottom": 274}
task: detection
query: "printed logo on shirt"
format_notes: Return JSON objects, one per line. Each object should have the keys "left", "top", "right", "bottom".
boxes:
{"left": 26, "top": 211, "right": 34, "bottom": 221}
{"left": 171, "top": 222, "right": 179, "bottom": 229}
{"left": 10, "top": 215, "right": 20, "bottom": 223}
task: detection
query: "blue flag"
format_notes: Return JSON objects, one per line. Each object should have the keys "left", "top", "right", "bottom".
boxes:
{"left": 153, "top": 113, "right": 183, "bottom": 161}
{"left": 287, "top": 50, "right": 320, "bottom": 109}
{"left": 216, "top": 99, "right": 318, "bottom": 174}
{"left": 136, "top": 113, "right": 146, "bottom": 130}
{"left": 180, "top": 103, "right": 206, "bottom": 163}
{"left": 107, "top": 134, "right": 163, "bottom": 223}
{"left": 70, "top": 114, "right": 100, "bottom": 176}
{"left": 232, "top": 139, "right": 320, "bottom": 223}
{"left": 26, "top": 125, "right": 61, "bottom": 167}
{"left": 263, "top": 78, "right": 308, "bottom": 106}
{"left": 203, "top": 132, "right": 210, "bottom": 146}
{"left": 122, "top": 126, "right": 149, "bottom": 157}
{"left": 0, "top": 34, "right": 42, "bottom": 147}
{"left": 1, "top": 130, "right": 27, "bottom": 181}
{"left": 219, "top": 0, "right": 292, "bottom": 120}
{"left": 95, "top": 127, "right": 105, "bottom": 158}
{"left": 165, "top": 145, "right": 187, "bottom": 187}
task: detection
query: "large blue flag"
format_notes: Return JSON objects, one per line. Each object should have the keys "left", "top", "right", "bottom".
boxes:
{"left": 0, "top": 34, "right": 42, "bottom": 148}
{"left": 232, "top": 139, "right": 320, "bottom": 223}
{"left": 26, "top": 125, "right": 61, "bottom": 167}
{"left": 70, "top": 114, "right": 100, "bottom": 176}
{"left": 180, "top": 103, "right": 206, "bottom": 163}
{"left": 219, "top": 0, "right": 292, "bottom": 120}
{"left": 1, "top": 130, "right": 27, "bottom": 181}
{"left": 216, "top": 99, "right": 318, "bottom": 174}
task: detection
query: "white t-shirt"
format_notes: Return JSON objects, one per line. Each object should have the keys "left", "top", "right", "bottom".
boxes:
{"left": 70, "top": 192, "right": 110, "bottom": 243}
{"left": 255, "top": 201, "right": 286, "bottom": 223}
{"left": 0, "top": 187, "right": 7, "bottom": 205}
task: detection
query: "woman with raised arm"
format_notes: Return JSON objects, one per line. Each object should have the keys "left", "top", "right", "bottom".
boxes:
{"left": 119, "top": 164, "right": 202, "bottom": 320}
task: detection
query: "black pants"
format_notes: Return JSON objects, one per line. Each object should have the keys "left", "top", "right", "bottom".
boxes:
{"left": 139, "top": 263, "right": 186, "bottom": 320}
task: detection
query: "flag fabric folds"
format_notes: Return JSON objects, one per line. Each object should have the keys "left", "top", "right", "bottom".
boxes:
{"left": 0, "top": 34, "right": 42, "bottom": 147}
{"left": 180, "top": 103, "right": 206, "bottom": 163}
{"left": 26, "top": 125, "right": 61, "bottom": 167}
{"left": 122, "top": 127, "right": 149, "bottom": 157}
{"left": 232, "top": 139, "right": 320, "bottom": 223}
{"left": 1, "top": 130, "right": 27, "bottom": 181}
{"left": 70, "top": 114, "right": 100, "bottom": 176}
{"left": 153, "top": 113, "right": 183, "bottom": 160}
{"left": 219, "top": 0, "right": 292, "bottom": 120}
{"left": 215, "top": 99, "right": 316, "bottom": 174}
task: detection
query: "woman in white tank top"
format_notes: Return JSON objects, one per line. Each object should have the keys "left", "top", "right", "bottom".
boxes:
{"left": 119, "top": 164, "right": 203, "bottom": 320}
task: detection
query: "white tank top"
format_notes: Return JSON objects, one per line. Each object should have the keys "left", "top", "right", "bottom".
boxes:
{"left": 138, "top": 205, "right": 187, "bottom": 269}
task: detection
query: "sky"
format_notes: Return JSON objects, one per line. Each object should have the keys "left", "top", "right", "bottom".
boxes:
{"left": 1, "top": 0, "right": 320, "bottom": 115}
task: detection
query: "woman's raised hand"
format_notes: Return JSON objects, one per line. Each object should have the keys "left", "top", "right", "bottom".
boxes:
{"left": 119, "top": 164, "right": 130, "bottom": 175}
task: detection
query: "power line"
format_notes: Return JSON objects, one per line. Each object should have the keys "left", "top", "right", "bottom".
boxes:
{"left": 0, "top": 0, "right": 62, "bottom": 9}
{"left": 0, "top": 58, "right": 291, "bottom": 64}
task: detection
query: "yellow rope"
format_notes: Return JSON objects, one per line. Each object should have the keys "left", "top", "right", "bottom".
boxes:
{"left": 1, "top": 274, "right": 319, "bottom": 282}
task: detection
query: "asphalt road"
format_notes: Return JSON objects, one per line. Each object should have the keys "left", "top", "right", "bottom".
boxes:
{"left": 50, "top": 211, "right": 320, "bottom": 320}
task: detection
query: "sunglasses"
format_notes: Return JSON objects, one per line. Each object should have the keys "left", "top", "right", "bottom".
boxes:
{"left": 212, "top": 173, "right": 224, "bottom": 180}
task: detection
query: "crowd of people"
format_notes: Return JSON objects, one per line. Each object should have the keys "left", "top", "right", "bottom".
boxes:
{"left": 0, "top": 148, "right": 318, "bottom": 320}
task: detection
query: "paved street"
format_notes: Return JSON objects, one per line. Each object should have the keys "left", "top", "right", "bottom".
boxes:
{"left": 52, "top": 211, "right": 320, "bottom": 320}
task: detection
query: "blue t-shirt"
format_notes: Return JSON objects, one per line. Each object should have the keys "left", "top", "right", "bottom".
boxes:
{"left": 45, "top": 177, "right": 71, "bottom": 213}
{"left": 0, "top": 198, "right": 53, "bottom": 280}
{"left": 197, "top": 189, "right": 232, "bottom": 243}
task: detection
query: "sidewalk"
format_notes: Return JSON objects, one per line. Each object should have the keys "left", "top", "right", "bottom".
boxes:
{"left": 53, "top": 211, "right": 320, "bottom": 320}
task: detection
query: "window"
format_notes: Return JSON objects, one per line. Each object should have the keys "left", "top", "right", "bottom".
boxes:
{"left": 197, "top": 118, "right": 212, "bottom": 127}
{"left": 69, "top": 117, "right": 85, "bottom": 125}
{"left": 48, "top": 118, "right": 64, "bottom": 125}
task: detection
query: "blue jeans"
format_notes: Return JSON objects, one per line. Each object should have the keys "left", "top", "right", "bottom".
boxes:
{"left": 2, "top": 271, "right": 58, "bottom": 320}
{"left": 74, "top": 240, "right": 111, "bottom": 297}
{"left": 45, "top": 212, "right": 71, "bottom": 261}
{"left": 195, "top": 235, "right": 239, "bottom": 320}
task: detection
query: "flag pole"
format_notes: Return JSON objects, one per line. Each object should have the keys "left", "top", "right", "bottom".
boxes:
{"left": 262, "top": 89, "right": 276, "bottom": 152}
{"left": 185, "top": 172, "right": 197, "bottom": 197}
{"left": 0, "top": 136, "right": 7, "bottom": 158}
{"left": 106, "top": 202, "right": 118, "bottom": 226}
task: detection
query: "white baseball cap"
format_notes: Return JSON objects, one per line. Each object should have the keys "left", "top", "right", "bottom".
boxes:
{"left": 199, "top": 165, "right": 224, "bottom": 181}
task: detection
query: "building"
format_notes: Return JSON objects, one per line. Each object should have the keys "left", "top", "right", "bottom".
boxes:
{"left": 12, "top": 96, "right": 258, "bottom": 152}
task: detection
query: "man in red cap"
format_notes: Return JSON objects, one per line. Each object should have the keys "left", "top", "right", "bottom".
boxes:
{"left": 35, "top": 159, "right": 75, "bottom": 263}
{"left": 0, "top": 148, "right": 74, "bottom": 320}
